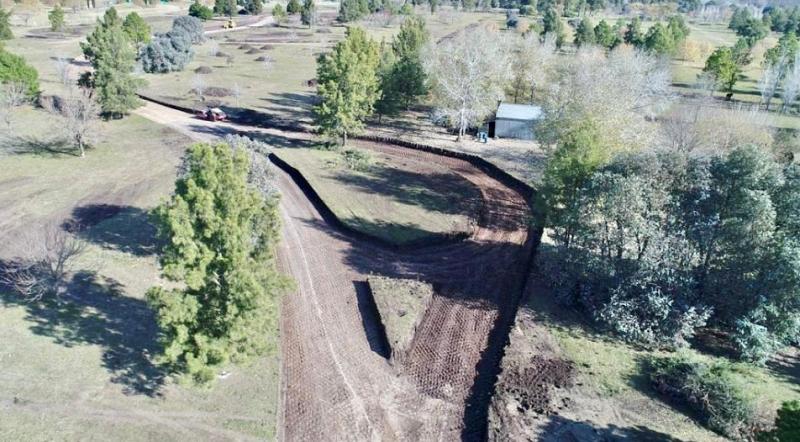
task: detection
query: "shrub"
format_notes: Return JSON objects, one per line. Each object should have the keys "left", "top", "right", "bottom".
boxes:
{"left": 194, "top": 65, "right": 213, "bottom": 74}
{"left": 122, "top": 12, "right": 151, "bottom": 46}
{"left": 506, "top": 10, "right": 518, "bottom": 29}
{"left": 49, "top": 4, "right": 65, "bottom": 32}
{"left": 172, "top": 16, "right": 205, "bottom": 44}
{"left": 341, "top": 149, "right": 372, "bottom": 171}
{"left": 759, "top": 401, "right": 800, "bottom": 442}
{"left": 242, "top": 0, "right": 263, "bottom": 15}
{"left": 141, "top": 30, "right": 194, "bottom": 73}
{"left": 189, "top": 0, "right": 214, "bottom": 20}
{"left": 647, "top": 356, "right": 757, "bottom": 440}
{"left": 140, "top": 17, "right": 204, "bottom": 73}
{"left": 287, "top": 0, "right": 301, "bottom": 14}
{"left": 0, "top": 49, "right": 40, "bottom": 98}
{"left": 0, "top": 8, "right": 12, "bottom": 40}
{"left": 272, "top": 3, "right": 287, "bottom": 24}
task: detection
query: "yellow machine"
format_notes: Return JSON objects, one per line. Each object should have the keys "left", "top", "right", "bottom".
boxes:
{"left": 223, "top": 19, "right": 236, "bottom": 29}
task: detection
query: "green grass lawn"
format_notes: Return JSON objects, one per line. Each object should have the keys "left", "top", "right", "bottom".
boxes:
{"left": 0, "top": 106, "right": 281, "bottom": 441}
{"left": 273, "top": 144, "right": 481, "bottom": 245}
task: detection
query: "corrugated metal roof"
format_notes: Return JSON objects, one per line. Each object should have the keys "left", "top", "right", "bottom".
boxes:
{"left": 496, "top": 103, "right": 543, "bottom": 121}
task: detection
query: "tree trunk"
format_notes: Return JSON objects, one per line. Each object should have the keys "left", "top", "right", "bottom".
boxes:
{"left": 341, "top": 131, "right": 347, "bottom": 147}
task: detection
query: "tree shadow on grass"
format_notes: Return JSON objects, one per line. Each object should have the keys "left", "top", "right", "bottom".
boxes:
{"left": 0, "top": 268, "right": 165, "bottom": 396}
{"left": 65, "top": 204, "right": 160, "bottom": 257}
{"left": 538, "top": 415, "right": 682, "bottom": 441}
{"left": 331, "top": 163, "right": 482, "bottom": 222}
{"left": 1, "top": 134, "right": 76, "bottom": 157}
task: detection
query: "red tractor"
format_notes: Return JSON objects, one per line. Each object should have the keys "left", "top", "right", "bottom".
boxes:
{"left": 196, "top": 107, "right": 228, "bottom": 122}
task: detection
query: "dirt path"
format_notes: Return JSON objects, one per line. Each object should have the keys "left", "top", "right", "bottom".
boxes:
{"left": 134, "top": 101, "right": 535, "bottom": 441}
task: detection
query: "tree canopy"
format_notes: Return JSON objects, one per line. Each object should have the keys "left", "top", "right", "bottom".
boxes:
{"left": 314, "top": 27, "right": 379, "bottom": 145}
{"left": 146, "top": 142, "right": 288, "bottom": 383}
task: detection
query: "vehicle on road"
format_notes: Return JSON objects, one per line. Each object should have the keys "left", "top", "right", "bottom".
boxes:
{"left": 196, "top": 107, "right": 228, "bottom": 122}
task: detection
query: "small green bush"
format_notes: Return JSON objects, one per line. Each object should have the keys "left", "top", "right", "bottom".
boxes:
{"left": 0, "top": 49, "right": 40, "bottom": 98}
{"left": 189, "top": 1, "right": 214, "bottom": 20}
{"left": 341, "top": 149, "right": 372, "bottom": 171}
{"left": 49, "top": 4, "right": 65, "bottom": 32}
{"left": 759, "top": 400, "right": 800, "bottom": 442}
{"left": 647, "top": 355, "right": 757, "bottom": 440}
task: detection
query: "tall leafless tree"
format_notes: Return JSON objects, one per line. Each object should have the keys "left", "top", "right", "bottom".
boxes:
{"left": 61, "top": 89, "right": 100, "bottom": 157}
{"left": 0, "top": 82, "right": 29, "bottom": 132}
{"left": 1, "top": 223, "right": 86, "bottom": 301}
{"left": 424, "top": 26, "right": 512, "bottom": 140}
{"left": 782, "top": 53, "right": 800, "bottom": 113}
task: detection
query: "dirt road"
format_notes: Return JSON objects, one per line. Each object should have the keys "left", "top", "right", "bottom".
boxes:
{"left": 135, "top": 101, "right": 535, "bottom": 441}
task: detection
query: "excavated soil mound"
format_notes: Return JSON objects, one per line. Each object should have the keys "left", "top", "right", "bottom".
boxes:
{"left": 498, "top": 356, "right": 575, "bottom": 414}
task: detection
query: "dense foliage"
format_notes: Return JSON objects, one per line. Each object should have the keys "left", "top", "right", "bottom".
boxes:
{"left": 122, "top": 12, "right": 151, "bottom": 46}
{"left": 140, "top": 17, "right": 204, "bottom": 74}
{"left": 0, "top": 8, "right": 12, "bottom": 40}
{"left": 0, "top": 49, "right": 40, "bottom": 98}
{"left": 189, "top": 0, "right": 214, "bottom": 20}
{"left": 541, "top": 144, "right": 800, "bottom": 359}
{"left": 314, "top": 27, "right": 379, "bottom": 145}
{"left": 80, "top": 8, "right": 142, "bottom": 117}
{"left": 760, "top": 401, "right": 800, "bottom": 442}
{"left": 375, "top": 16, "right": 428, "bottom": 116}
{"left": 146, "top": 143, "right": 287, "bottom": 383}
{"left": 647, "top": 356, "right": 757, "bottom": 439}
{"left": 49, "top": 4, "right": 65, "bottom": 32}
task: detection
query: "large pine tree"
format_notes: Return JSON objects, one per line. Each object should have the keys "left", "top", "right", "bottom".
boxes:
{"left": 80, "top": 7, "right": 142, "bottom": 117}
{"left": 146, "top": 143, "right": 288, "bottom": 383}
{"left": 314, "top": 27, "right": 379, "bottom": 145}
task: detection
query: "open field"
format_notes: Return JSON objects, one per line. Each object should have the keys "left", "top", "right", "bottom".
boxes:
{"left": 0, "top": 106, "right": 281, "bottom": 440}
{"left": 273, "top": 143, "right": 482, "bottom": 245}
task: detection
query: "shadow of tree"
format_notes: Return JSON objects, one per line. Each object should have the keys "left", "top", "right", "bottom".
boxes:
{"left": 331, "top": 163, "right": 482, "bottom": 220}
{"left": 65, "top": 204, "right": 160, "bottom": 257}
{"left": 1, "top": 134, "right": 75, "bottom": 157}
{"left": 0, "top": 269, "right": 165, "bottom": 396}
{"left": 538, "top": 415, "right": 682, "bottom": 441}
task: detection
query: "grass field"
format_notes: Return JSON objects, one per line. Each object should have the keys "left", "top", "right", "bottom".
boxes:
{"left": 0, "top": 106, "right": 281, "bottom": 441}
{"left": 273, "top": 144, "right": 481, "bottom": 245}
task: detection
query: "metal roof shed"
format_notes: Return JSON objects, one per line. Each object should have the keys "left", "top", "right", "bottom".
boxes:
{"left": 494, "top": 103, "right": 542, "bottom": 141}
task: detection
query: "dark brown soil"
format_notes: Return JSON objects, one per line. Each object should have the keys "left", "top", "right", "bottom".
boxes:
{"left": 496, "top": 356, "right": 575, "bottom": 414}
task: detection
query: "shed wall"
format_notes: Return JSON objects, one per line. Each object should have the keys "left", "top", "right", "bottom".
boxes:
{"left": 495, "top": 118, "right": 535, "bottom": 140}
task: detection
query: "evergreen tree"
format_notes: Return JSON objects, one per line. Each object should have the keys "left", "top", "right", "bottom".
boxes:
{"left": 49, "top": 4, "right": 66, "bottom": 32}
{"left": 429, "top": 0, "right": 438, "bottom": 13}
{"left": 644, "top": 22, "right": 675, "bottom": 55}
{"left": 122, "top": 12, "right": 151, "bottom": 47}
{"left": 374, "top": 41, "right": 400, "bottom": 121}
{"left": 388, "top": 16, "right": 428, "bottom": 108}
{"left": 301, "top": 0, "right": 316, "bottom": 27}
{"left": 80, "top": 8, "right": 142, "bottom": 117}
{"left": 314, "top": 27, "right": 379, "bottom": 145}
{"left": 214, "top": 0, "right": 237, "bottom": 17}
{"left": 574, "top": 18, "right": 595, "bottom": 47}
{"left": 287, "top": 0, "right": 301, "bottom": 14}
{"left": 146, "top": 143, "right": 287, "bottom": 384}
{"left": 338, "top": 0, "right": 365, "bottom": 22}
{"left": 189, "top": 0, "right": 214, "bottom": 20}
{"left": 272, "top": 3, "right": 287, "bottom": 24}
{"left": 703, "top": 47, "right": 740, "bottom": 97}
{"left": 667, "top": 14, "right": 689, "bottom": 42}
{"left": 0, "top": 48, "right": 40, "bottom": 97}
{"left": 624, "top": 17, "right": 644, "bottom": 47}
{"left": 542, "top": 7, "right": 565, "bottom": 48}
{"left": 594, "top": 19, "right": 619, "bottom": 49}
{"left": 0, "top": 8, "right": 13, "bottom": 40}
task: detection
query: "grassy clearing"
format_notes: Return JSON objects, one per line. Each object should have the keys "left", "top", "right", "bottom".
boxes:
{"left": 0, "top": 107, "right": 281, "bottom": 440}
{"left": 273, "top": 144, "right": 481, "bottom": 245}
{"left": 368, "top": 276, "right": 434, "bottom": 357}
{"left": 517, "top": 276, "right": 800, "bottom": 440}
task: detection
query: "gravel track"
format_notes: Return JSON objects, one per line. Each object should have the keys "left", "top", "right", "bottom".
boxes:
{"left": 134, "top": 102, "right": 535, "bottom": 441}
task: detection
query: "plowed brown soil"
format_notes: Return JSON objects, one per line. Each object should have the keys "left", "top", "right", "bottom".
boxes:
{"left": 134, "top": 101, "right": 536, "bottom": 441}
